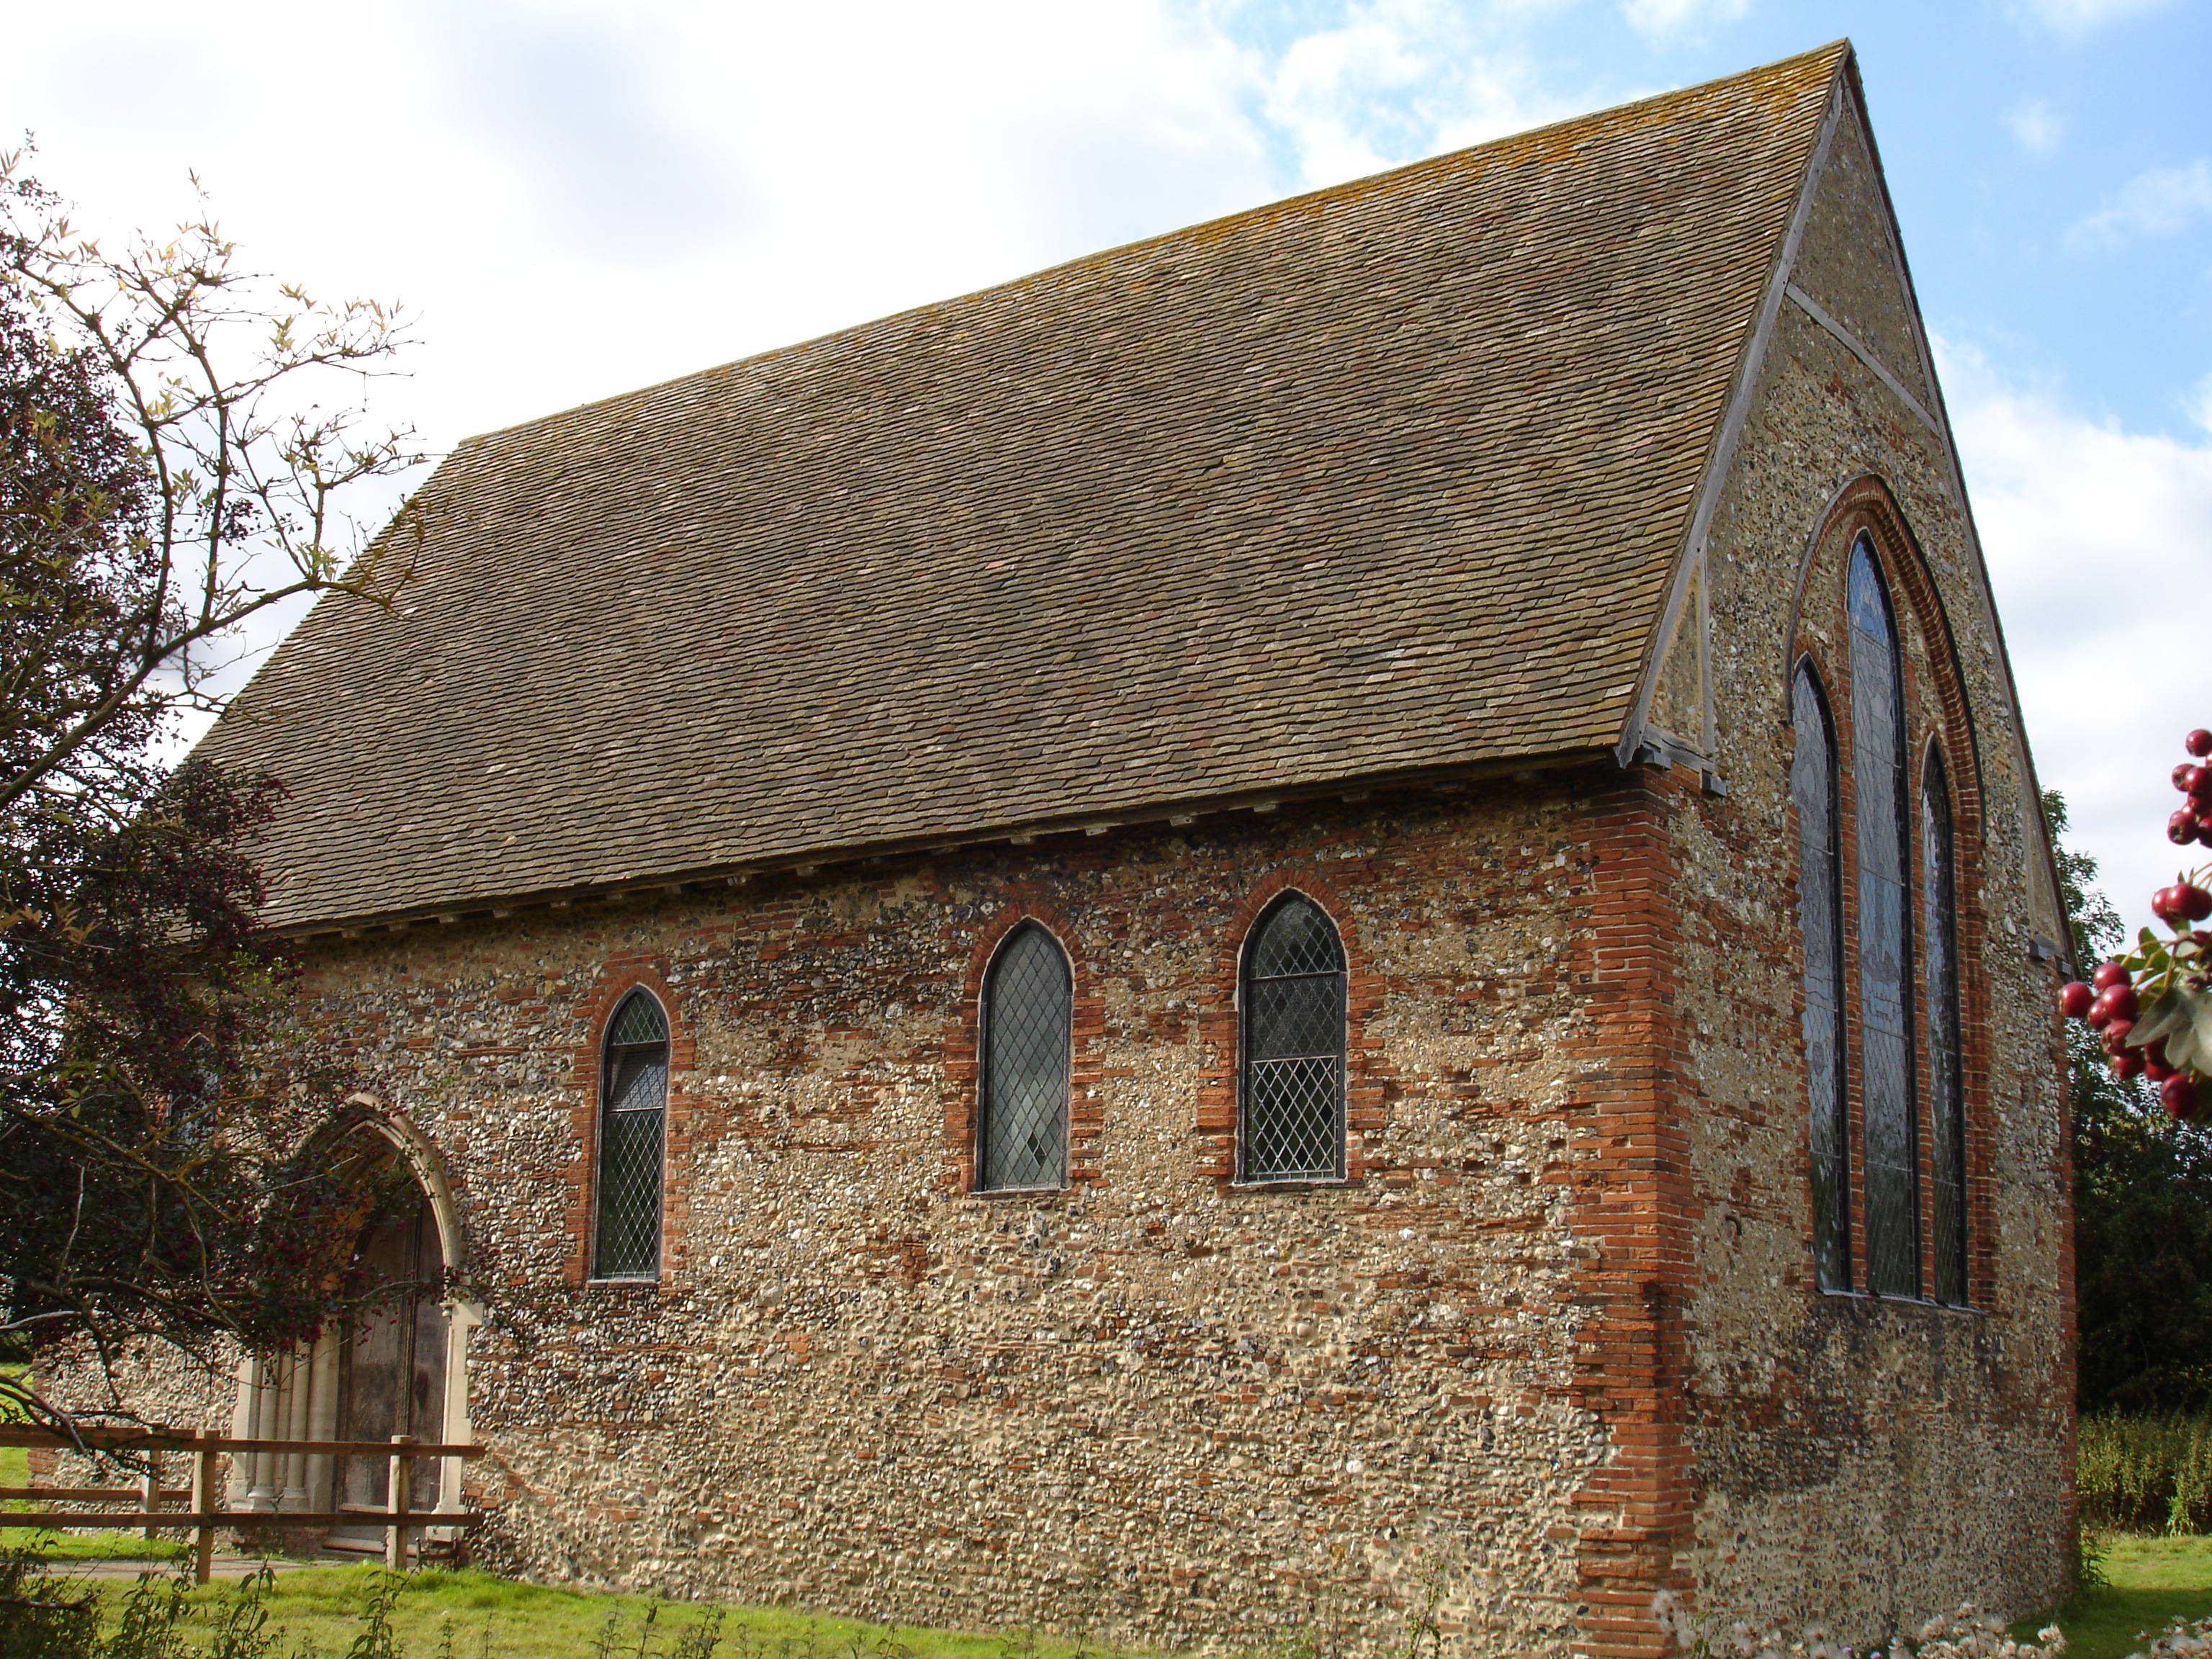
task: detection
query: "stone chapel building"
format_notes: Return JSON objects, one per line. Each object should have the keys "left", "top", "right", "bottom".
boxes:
{"left": 91, "top": 39, "right": 2077, "bottom": 1658}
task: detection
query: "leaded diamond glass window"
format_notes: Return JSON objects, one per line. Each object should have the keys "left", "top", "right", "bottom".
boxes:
{"left": 1240, "top": 894, "right": 1346, "bottom": 1182}
{"left": 593, "top": 990, "right": 667, "bottom": 1279}
{"left": 1850, "top": 537, "right": 1920, "bottom": 1299}
{"left": 1923, "top": 750, "right": 1968, "bottom": 1305}
{"left": 978, "top": 925, "right": 1071, "bottom": 1192}
{"left": 1793, "top": 665, "right": 1850, "bottom": 1292}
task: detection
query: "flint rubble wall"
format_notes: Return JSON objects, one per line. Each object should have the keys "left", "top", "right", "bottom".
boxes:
{"left": 1671, "top": 98, "right": 2073, "bottom": 1640}
{"left": 281, "top": 791, "right": 1628, "bottom": 1655}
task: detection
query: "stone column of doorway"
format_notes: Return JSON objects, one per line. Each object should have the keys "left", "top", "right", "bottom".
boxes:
{"left": 306, "top": 1328, "right": 341, "bottom": 1512}
{"left": 244, "top": 1356, "right": 280, "bottom": 1511}
{"left": 280, "top": 1343, "right": 312, "bottom": 1511}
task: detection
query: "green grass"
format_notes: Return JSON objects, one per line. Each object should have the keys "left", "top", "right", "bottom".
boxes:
{"left": 49, "top": 1563, "right": 1156, "bottom": 1659}
{"left": 2012, "top": 1536, "right": 2212, "bottom": 1659}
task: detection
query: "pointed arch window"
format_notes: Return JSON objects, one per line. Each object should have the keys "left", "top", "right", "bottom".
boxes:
{"left": 1923, "top": 748, "right": 1968, "bottom": 1305}
{"left": 1239, "top": 894, "right": 1346, "bottom": 1183}
{"left": 593, "top": 990, "right": 667, "bottom": 1280}
{"left": 1792, "top": 664, "right": 1850, "bottom": 1291}
{"left": 1849, "top": 537, "right": 1920, "bottom": 1298}
{"left": 977, "top": 923, "right": 1073, "bottom": 1192}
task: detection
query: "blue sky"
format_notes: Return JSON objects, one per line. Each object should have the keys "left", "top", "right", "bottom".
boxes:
{"left": 4, "top": 0, "right": 2208, "bottom": 930}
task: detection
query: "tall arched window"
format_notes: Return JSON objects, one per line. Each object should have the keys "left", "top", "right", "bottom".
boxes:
{"left": 1239, "top": 894, "right": 1346, "bottom": 1183}
{"left": 1849, "top": 536, "right": 1920, "bottom": 1298}
{"left": 977, "top": 923, "right": 1073, "bottom": 1192}
{"left": 1923, "top": 748, "right": 1968, "bottom": 1305}
{"left": 1792, "top": 664, "right": 1850, "bottom": 1291}
{"left": 593, "top": 990, "right": 667, "bottom": 1280}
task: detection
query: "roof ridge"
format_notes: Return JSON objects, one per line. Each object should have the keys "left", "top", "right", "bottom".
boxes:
{"left": 459, "top": 38, "right": 1853, "bottom": 449}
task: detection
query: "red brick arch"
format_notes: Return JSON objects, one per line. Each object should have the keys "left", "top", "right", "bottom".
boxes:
{"left": 942, "top": 901, "right": 1105, "bottom": 1196}
{"left": 1785, "top": 473, "right": 1996, "bottom": 1310}
{"left": 1786, "top": 472, "right": 1982, "bottom": 847}
{"left": 567, "top": 956, "right": 696, "bottom": 1287}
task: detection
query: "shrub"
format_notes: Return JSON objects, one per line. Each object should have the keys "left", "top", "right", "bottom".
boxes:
{"left": 2079, "top": 1413, "right": 2212, "bottom": 1534}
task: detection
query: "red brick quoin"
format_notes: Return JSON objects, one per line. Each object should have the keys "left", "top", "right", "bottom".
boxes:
{"left": 1565, "top": 768, "right": 1701, "bottom": 1659}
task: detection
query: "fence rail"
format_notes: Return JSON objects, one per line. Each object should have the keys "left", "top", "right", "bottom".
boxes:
{"left": 3, "top": 1426, "right": 485, "bottom": 1583}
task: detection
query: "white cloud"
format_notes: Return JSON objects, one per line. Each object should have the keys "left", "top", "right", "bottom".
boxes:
{"left": 1943, "top": 339, "right": 2212, "bottom": 929}
{"left": 2010, "top": 0, "right": 2173, "bottom": 32}
{"left": 2005, "top": 97, "right": 2065, "bottom": 156}
{"left": 1620, "top": 0, "right": 1750, "bottom": 39}
{"left": 2067, "top": 157, "right": 2212, "bottom": 249}
{"left": 0, "top": 0, "right": 1291, "bottom": 453}
{"left": 1244, "top": 0, "right": 1593, "bottom": 192}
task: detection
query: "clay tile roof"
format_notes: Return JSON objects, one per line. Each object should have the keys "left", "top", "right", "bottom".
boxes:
{"left": 198, "top": 42, "right": 1848, "bottom": 931}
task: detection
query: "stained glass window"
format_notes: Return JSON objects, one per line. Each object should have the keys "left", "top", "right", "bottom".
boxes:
{"left": 1793, "top": 665, "right": 1851, "bottom": 1291}
{"left": 1923, "top": 750, "right": 1968, "bottom": 1305}
{"left": 1240, "top": 894, "right": 1346, "bottom": 1182}
{"left": 1850, "top": 537, "right": 1920, "bottom": 1298}
{"left": 593, "top": 990, "right": 667, "bottom": 1279}
{"left": 979, "top": 924, "right": 1072, "bottom": 1191}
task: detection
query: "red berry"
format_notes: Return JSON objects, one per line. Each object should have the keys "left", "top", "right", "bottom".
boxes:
{"left": 2180, "top": 763, "right": 2200, "bottom": 792}
{"left": 2164, "top": 1074, "right": 2202, "bottom": 1120}
{"left": 2193, "top": 768, "right": 2212, "bottom": 806}
{"left": 2060, "top": 981, "right": 2096, "bottom": 1019}
{"left": 2149, "top": 1058, "right": 2178, "bottom": 1082}
{"left": 2190, "top": 729, "right": 2212, "bottom": 758}
{"left": 2154, "top": 885, "right": 2211, "bottom": 927}
{"left": 2105, "top": 1023, "right": 2134, "bottom": 1057}
{"left": 2101, "top": 984, "right": 2140, "bottom": 1023}
{"left": 2175, "top": 810, "right": 2203, "bottom": 845}
{"left": 2095, "top": 961, "right": 2134, "bottom": 990}
{"left": 2116, "top": 1052, "right": 2147, "bottom": 1080}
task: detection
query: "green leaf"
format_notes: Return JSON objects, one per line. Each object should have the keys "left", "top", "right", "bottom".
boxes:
{"left": 2193, "top": 991, "right": 2212, "bottom": 1074}
{"left": 2130, "top": 991, "right": 2191, "bottom": 1048}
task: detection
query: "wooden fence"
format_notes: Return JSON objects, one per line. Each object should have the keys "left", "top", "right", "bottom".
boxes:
{"left": 0, "top": 1424, "right": 483, "bottom": 1582}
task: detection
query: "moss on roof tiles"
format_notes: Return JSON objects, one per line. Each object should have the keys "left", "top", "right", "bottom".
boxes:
{"left": 198, "top": 42, "right": 1848, "bottom": 930}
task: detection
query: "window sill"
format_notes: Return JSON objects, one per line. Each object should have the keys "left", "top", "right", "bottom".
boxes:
{"left": 583, "top": 1275, "right": 661, "bottom": 1288}
{"left": 1817, "top": 1287, "right": 1983, "bottom": 1315}
{"left": 1229, "top": 1177, "right": 1352, "bottom": 1193}
{"left": 966, "top": 1184, "right": 1069, "bottom": 1200}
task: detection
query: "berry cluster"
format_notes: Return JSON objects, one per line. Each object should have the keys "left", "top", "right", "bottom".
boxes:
{"left": 2060, "top": 728, "right": 2212, "bottom": 1121}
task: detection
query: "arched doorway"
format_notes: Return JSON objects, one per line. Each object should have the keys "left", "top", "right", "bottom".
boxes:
{"left": 325, "top": 1184, "right": 450, "bottom": 1545}
{"left": 228, "top": 1103, "right": 475, "bottom": 1548}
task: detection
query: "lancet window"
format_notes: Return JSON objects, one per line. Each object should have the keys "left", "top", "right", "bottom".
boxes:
{"left": 593, "top": 989, "right": 668, "bottom": 1280}
{"left": 1792, "top": 664, "right": 1850, "bottom": 1291}
{"left": 1239, "top": 894, "right": 1347, "bottom": 1183}
{"left": 1794, "top": 528, "right": 1972, "bottom": 1303}
{"left": 1923, "top": 749, "right": 1968, "bottom": 1305}
{"left": 1850, "top": 539, "right": 1920, "bottom": 1298}
{"left": 977, "top": 923, "right": 1073, "bottom": 1192}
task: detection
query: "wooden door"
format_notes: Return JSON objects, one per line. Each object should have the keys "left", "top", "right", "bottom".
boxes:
{"left": 332, "top": 1196, "right": 447, "bottom": 1529}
